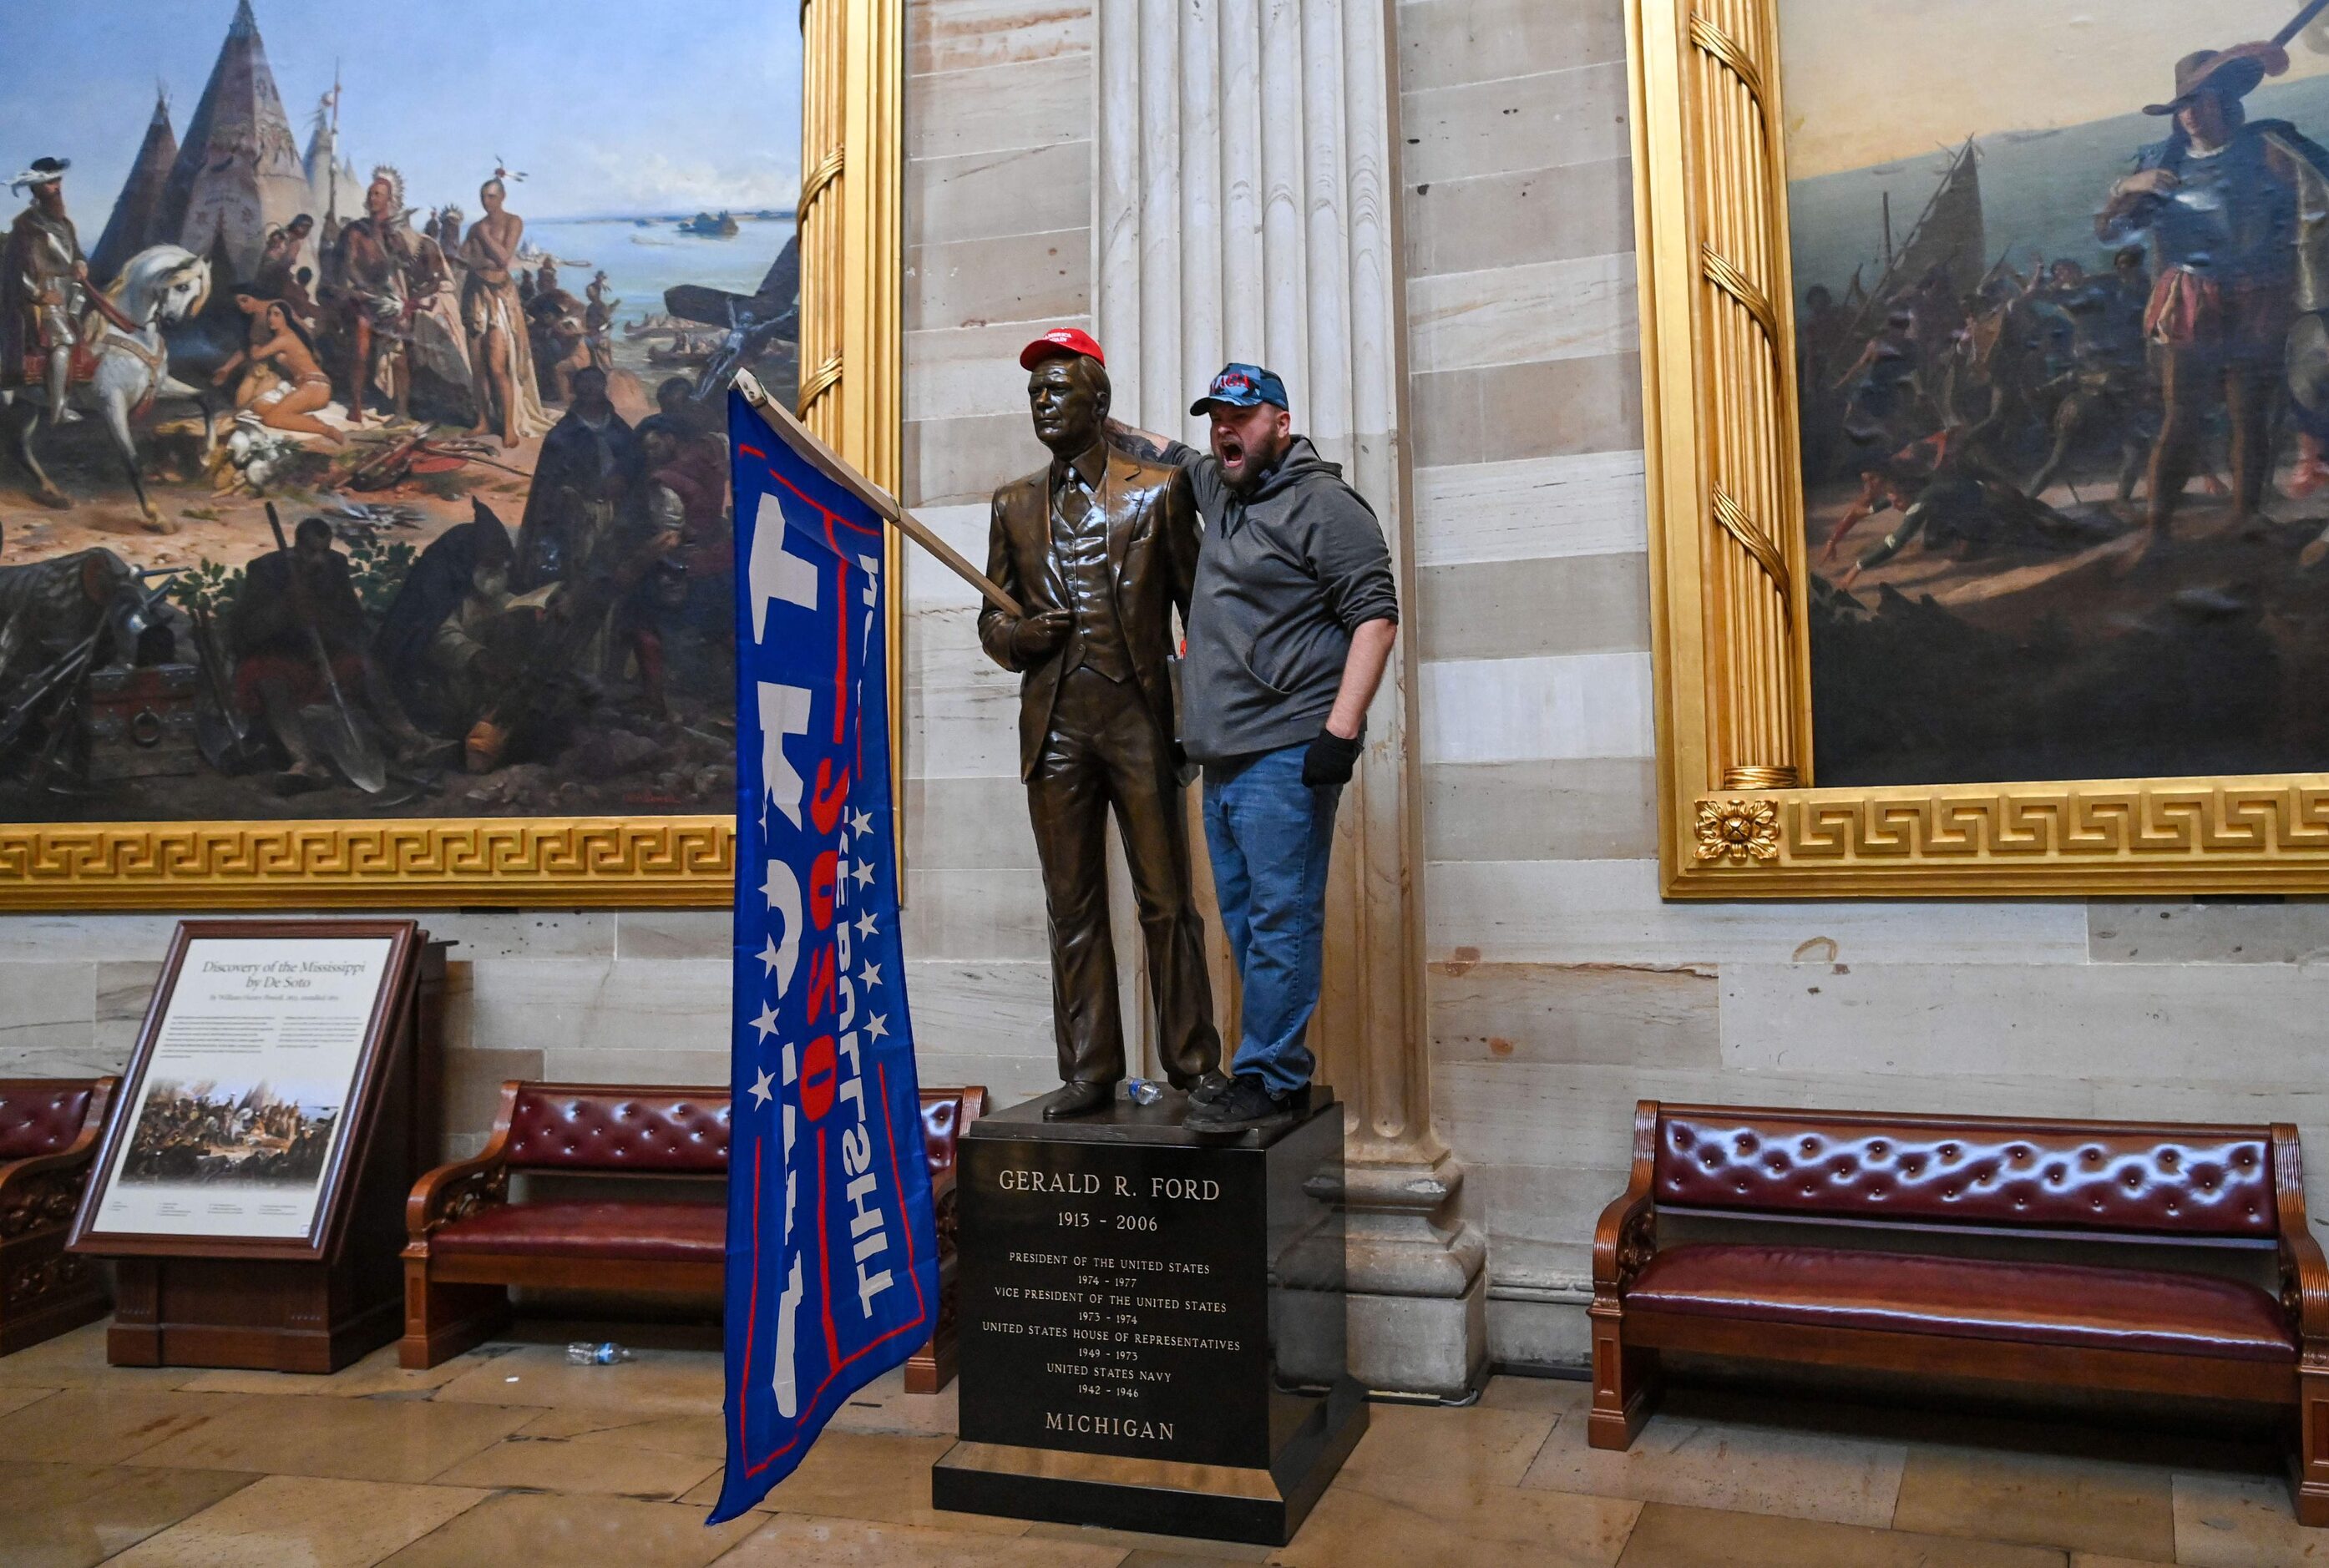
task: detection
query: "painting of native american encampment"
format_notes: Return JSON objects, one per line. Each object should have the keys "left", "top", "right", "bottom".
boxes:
{"left": 0, "top": 1, "right": 797, "bottom": 822}
{"left": 1782, "top": 0, "right": 2329, "bottom": 785}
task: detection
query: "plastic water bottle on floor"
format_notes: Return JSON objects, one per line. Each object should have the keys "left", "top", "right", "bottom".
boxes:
{"left": 566, "top": 1341, "right": 634, "bottom": 1366}
{"left": 1125, "top": 1078, "right": 1163, "bottom": 1106}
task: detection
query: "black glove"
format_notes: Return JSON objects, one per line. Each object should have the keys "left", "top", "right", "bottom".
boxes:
{"left": 1302, "top": 728, "right": 1362, "bottom": 787}
{"left": 1010, "top": 609, "right": 1071, "bottom": 664}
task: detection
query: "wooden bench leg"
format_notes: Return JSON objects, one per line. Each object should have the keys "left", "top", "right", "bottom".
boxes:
{"left": 1587, "top": 1304, "right": 1658, "bottom": 1450}
{"left": 2296, "top": 1364, "right": 2329, "bottom": 1527}
{"left": 904, "top": 1328, "right": 956, "bottom": 1393}
{"left": 0, "top": 1245, "right": 105, "bottom": 1357}
{"left": 398, "top": 1261, "right": 510, "bottom": 1371}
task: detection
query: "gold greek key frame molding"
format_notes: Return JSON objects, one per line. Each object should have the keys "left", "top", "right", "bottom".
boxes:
{"left": 0, "top": 0, "right": 902, "bottom": 911}
{"left": 1629, "top": 0, "right": 2329, "bottom": 898}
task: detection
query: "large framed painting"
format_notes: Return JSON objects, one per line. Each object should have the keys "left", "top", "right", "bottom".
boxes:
{"left": 1633, "top": 0, "right": 2329, "bottom": 894}
{"left": 0, "top": 0, "right": 900, "bottom": 908}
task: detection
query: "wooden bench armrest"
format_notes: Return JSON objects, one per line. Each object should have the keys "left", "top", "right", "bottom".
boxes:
{"left": 2272, "top": 1125, "right": 2329, "bottom": 1347}
{"left": 406, "top": 1081, "right": 521, "bottom": 1242}
{"left": 1592, "top": 1181, "right": 1657, "bottom": 1298}
{"left": 0, "top": 1076, "right": 116, "bottom": 1240}
{"left": 2284, "top": 1225, "right": 2329, "bottom": 1346}
{"left": 1592, "top": 1100, "right": 1663, "bottom": 1302}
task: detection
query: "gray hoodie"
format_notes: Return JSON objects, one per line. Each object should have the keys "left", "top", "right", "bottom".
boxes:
{"left": 1163, "top": 436, "right": 1399, "bottom": 763}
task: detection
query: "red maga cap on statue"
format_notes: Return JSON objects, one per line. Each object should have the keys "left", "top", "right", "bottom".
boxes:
{"left": 1020, "top": 327, "right": 1106, "bottom": 370}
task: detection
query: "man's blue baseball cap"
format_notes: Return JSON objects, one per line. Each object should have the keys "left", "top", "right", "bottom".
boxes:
{"left": 1190, "top": 362, "right": 1289, "bottom": 416}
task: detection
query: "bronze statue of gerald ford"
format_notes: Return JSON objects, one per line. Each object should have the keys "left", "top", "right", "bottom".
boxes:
{"left": 977, "top": 329, "right": 1223, "bottom": 1120}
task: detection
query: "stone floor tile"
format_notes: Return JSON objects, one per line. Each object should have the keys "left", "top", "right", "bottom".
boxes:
{"left": 431, "top": 1340, "right": 723, "bottom": 1415}
{"left": 129, "top": 1391, "right": 532, "bottom": 1484}
{"left": 428, "top": 1428, "right": 723, "bottom": 1497}
{"left": 1341, "top": 1400, "right": 1557, "bottom": 1489}
{"left": 175, "top": 1343, "right": 483, "bottom": 1399}
{"left": 521, "top": 1405, "right": 727, "bottom": 1455}
{"left": 1613, "top": 1502, "right": 2069, "bottom": 1566}
{"left": 0, "top": 1461, "right": 255, "bottom": 1568}
{"left": 1518, "top": 1380, "right": 1907, "bottom": 1527}
{"left": 710, "top": 1512, "right": 1118, "bottom": 1566}
{"left": 380, "top": 1491, "right": 761, "bottom": 1566}
{"left": 685, "top": 1430, "right": 1030, "bottom": 1532}
{"left": 102, "top": 1474, "right": 488, "bottom": 1568}
{"left": 1021, "top": 1520, "right": 1271, "bottom": 1560}
{"left": 0, "top": 1387, "right": 248, "bottom": 1464}
{"left": 1477, "top": 1373, "right": 1580, "bottom": 1416}
{"left": 0, "top": 1384, "right": 58, "bottom": 1417}
{"left": 0, "top": 1323, "right": 194, "bottom": 1388}
{"left": 1274, "top": 1469, "right": 1641, "bottom": 1568}
{"left": 1891, "top": 1447, "right": 2175, "bottom": 1560}
{"left": 822, "top": 1363, "right": 962, "bottom": 1437}
{"left": 2173, "top": 1471, "right": 2329, "bottom": 1565}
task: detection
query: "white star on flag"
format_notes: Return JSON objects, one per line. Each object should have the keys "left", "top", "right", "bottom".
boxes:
{"left": 850, "top": 808, "right": 873, "bottom": 837}
{"left": 853, "top": 857, "right": 876, "bottom": 889}
{"left": 752, "top": 1002, "right": 780, "bottom": 1042}
{"left": 865, "top": 1013, "right": 889, "bottom": 1042}
{"left": 749, "top": 1068, "right": 775, "bottom": 1107}
{"left": 856, "top": 910, "right": 878, "bottom": 940}
{"left": 757, "top": 936, "right": 782, "bottom": 976}
{"left": 859, "top": 960, "right": 882, "bottom": 991}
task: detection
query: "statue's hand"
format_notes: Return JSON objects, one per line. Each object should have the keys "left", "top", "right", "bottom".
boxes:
{"left": 1010, "top": 609, "right": 1071, "bottom": 663}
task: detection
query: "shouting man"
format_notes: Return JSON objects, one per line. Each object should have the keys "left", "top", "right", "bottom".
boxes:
{"left": 1113, "top": 363, "right": 1399, "bottom": 1133}
{"left": 977, "top": 329, "right": 1223, "bottom": 1120}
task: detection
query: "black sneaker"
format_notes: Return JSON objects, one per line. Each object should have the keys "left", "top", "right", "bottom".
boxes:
{"left": 1184, "top": 1075, "right": 1303, "bottom": 1133}
{"left": 1186, "top": 1070, "right": 1233, "bottom": 1106}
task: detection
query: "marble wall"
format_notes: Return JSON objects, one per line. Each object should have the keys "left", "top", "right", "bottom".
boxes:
{"left": 894, "top": 0, "right": 1099, "bottom": 1113}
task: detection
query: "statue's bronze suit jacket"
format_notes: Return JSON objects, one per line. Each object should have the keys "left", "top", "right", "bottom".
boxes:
{"left": 975, "top": 448, "right": 1199, "bottom": 776}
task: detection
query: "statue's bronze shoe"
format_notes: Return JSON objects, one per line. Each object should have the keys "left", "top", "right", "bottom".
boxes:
{"left": 1040, "top": 1080, "right": 1113, "bottom": 1120}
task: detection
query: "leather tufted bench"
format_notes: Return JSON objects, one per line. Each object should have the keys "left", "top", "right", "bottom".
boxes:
{"left": 1590, "top": 1101, "right": 2329, "bottom": 1524}
{"left": 0, "top": 1076, "right": 117, "bottom": 1356}
{"left": 397, "top": 1080, "right": 984, "bottom": 1386}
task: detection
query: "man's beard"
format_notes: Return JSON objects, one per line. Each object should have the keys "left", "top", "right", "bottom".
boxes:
{"left": 1223, "top": 433, "right": 1286, "bottom": 494}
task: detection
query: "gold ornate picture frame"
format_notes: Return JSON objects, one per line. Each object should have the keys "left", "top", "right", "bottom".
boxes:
{"left": 0, "top": 0, "right": 900, "bottom": 912}
{"left": 1630, "top": 0, "right": 2329, "bottom": 898}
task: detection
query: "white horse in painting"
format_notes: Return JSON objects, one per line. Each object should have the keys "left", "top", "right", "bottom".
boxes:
{"left": 1, "top": 244, "right": 211, "bottom": 531}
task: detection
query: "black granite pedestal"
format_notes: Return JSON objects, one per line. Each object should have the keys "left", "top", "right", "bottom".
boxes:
{"left": 931, "top": 1088, "right": 1364, "bottom": 1545}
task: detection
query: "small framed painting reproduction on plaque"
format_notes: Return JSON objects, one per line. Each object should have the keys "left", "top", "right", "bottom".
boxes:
{"left": 71, "top": 918, "right": 423, "bottom": 1260}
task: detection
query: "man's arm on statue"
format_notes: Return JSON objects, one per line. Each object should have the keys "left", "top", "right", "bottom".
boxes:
{"left": 1104, "top": 417, "right": 1176, "bottom": 464}
{"left": 1106, "top": 417, "right": 1228, "bottom": 522}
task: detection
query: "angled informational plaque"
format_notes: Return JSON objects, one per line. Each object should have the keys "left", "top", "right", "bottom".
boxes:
{"left": 72, "top": 919, "right": 422, "bottom": 1264}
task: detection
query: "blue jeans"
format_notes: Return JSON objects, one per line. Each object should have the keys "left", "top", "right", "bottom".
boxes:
{"left": 1201, "top": 744, "right": 1340, "bottom": 1096}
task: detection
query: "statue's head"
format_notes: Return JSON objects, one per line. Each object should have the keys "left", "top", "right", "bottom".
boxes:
{"left": 1025, "top": 351, "right": 1109, "bottom": 458}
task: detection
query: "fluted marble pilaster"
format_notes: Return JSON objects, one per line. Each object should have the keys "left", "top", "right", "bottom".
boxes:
{"left": 1095, "top": 0, "right": 1486, "bottom": 1397}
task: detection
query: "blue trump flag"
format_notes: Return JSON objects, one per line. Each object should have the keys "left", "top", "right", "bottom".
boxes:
{"left": 712, "top": 389, "right": 937, "bottom": 1523}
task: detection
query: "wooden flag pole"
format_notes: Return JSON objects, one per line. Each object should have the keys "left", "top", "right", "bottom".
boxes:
{"left": 732, "top": 369, "right": 1025, "bottom": 620}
